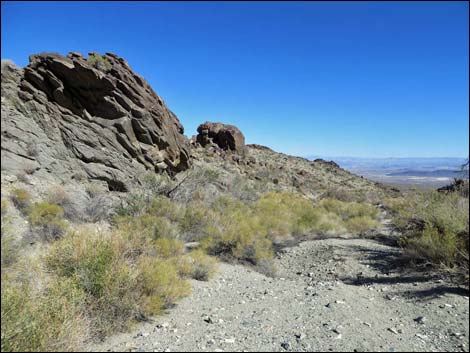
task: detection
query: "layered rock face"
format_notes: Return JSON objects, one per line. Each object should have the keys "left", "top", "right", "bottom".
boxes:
{"left": 1, "top": 52, "right": 191, "bottom": 190}
{"left": 196, "top": 122, "right": 245, "bottom": 154}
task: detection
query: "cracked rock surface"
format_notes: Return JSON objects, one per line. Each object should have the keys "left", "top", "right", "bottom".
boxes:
{"left": 1, "top": 53, "right": 191, "bottom": 191}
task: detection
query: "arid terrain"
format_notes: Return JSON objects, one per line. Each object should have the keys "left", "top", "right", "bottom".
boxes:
{"left": 1, "top": 53, "right": 468, "bottom": 353}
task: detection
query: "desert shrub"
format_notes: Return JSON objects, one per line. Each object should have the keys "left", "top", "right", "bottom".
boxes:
{"left": 44, "top": 228, "right": 192, "bottom": 336}
{"left": 140, "top": 172, "right": 173, "bottom": 196}
{"left": 148, "top": 196, "right": 184, "bottom": 222}
{"left": 10, "top": 188, "right": 31, "bottom": 211}
{"left": 1, "top": 275, "right": 89, "bottom": 352}
{"left": 345, "top": 216, "right": 380, "bottom": 234}
{"left": 255, "top": 192, "right": 318, "bottom": 237}
{"left": 137, "top": 257, "right": 191, "bottom": 310}
{"left": 311, "top": 210, "right": 345, "bottom": 233}
{"left": 180, "top": 201, "right": 216, "bottom": 241}
{"left": 389, "top": 190, "right": 469, "bottom": 273}
{"left": 28, "top": 202, "right": 68, "bottom": 241}
{"left": 317, "top": 198, "right": 379, "bottom": 220}
{"left": 154, "top": 237, "right": 184, "bottom": 258}
{"left": 202, "top": 196, "right": 270, "bottom": 263}
{"left": 44, "top": 230, "right": 140, "bottom": 334}
{"left": 46, "top": 187, "right": 82, "bottom": 222}
{"left": 187, "top": 249, "right": 218, "bottom": 281}
{"left": 87, "top": 53, "right": 111, "bottom": 72}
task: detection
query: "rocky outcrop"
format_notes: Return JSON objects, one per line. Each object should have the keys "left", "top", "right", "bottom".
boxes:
{"left": 1, "top": 52, "right": 191, "bottom": 190}
{"left": 196, "top": 122, "right": 245, "bottom": 154}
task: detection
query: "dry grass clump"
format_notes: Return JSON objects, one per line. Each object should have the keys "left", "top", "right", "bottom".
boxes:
{"left": 10, "top": 187, "right": 31, "bottom": 212}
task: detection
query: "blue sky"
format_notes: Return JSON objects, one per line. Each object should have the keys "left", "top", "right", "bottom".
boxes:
{"left": 2, "top": 1, "right": 468, "bottom": 158}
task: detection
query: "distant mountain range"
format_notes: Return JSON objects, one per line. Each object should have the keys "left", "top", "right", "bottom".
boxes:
{"left": 305, "top": 156, "right": 469, "bottom": 188}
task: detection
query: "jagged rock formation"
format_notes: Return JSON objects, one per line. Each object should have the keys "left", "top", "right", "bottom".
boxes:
{"left": 196, "top": 121, "right": 245, "bottom": 154}
{"left": 1, "top": 52, "right": 191, "bottom": 191}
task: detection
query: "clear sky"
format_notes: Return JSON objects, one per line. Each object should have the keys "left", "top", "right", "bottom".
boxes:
{"left": 2, "top": 1, "right": 469, "bottom": 158}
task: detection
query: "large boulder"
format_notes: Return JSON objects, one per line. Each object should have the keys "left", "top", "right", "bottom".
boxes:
{"left": 1, "top": 52, "right": 191, "bottom": 190}
{"left": 196, "top": 121, "right": 245, "bottom": 154}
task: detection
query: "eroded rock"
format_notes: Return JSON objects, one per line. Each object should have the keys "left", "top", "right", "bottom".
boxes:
{"left": 196, "top": 121, "right": 245, "bottom": 154}
{"left": 1, "top": 52, "right": 191, "bottom": 190}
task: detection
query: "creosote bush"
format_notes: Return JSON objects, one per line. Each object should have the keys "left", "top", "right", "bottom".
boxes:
{"left": 1, "top": 274, "right": 89, "bottom": 352}
{"left": 385, "top": 190, "right": 469, "bottom": 275}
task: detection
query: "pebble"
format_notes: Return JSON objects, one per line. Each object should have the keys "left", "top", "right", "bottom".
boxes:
{"left": 414, "top": 316, "right": 426, "bottom": 324}
{"left": 225, "top": 338, "right": 235, "bottom": 344}
{"left": 280, "top": 341, "right": 290, "bottom": 350}
{"left": 203, "top": 316, "right": 214, "bottom": 324}
{"left": 388, "top": 327, "right": 399, "bottom": 334}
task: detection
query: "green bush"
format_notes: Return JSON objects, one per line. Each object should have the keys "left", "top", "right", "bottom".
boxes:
{"left": 187, "top": 249, "right": 218, "bottom": 281}
{"left": 137, "top": 257, "right": 191, "bottom": 310}
{"left": 87, "top": 53, "right": 111, "bottom": 72}
{"left": 389, "top": 190, "right": 469, "bottom": 273}
{"left": 1, "top": 275, "right": 89, "bottom": 352}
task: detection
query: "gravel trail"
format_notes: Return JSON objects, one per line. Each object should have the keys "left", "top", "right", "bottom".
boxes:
{"left": 89, "top": 222, "right": 469, "bottom": 352}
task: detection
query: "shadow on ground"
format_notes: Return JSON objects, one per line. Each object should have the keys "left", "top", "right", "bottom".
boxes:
{"left": 340, "top": 240, "right": 469, "bottom": 299}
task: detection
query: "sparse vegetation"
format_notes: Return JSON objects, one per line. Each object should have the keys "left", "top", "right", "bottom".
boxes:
{"left": 46, "top": 186, "right": 82, "bottom": 222}
{"left": 1, "top": 275, "right": 89, "bottom": 352}
{"left": 187, "top": 249, "right": 219, "bottom": 281}
{"left": 28, "top": 201, "right": 68, "bottom": 241}
{"left": 87, "top": 53, "right": 112, "bottom": 72}
{"left": 385, "top": 189, "right": 469, "bottom": 277}
{"left": 10, "top": 188, "right": 31, "bottom": 211}
{"left": 1, "top": 183, "right": 382, "bottom": 351}
{"left": 1, "top": 199, "right": 18, "bottom": 267}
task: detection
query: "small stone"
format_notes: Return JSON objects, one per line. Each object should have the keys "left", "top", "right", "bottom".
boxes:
{"left": 388, "top": 327, "right": 399, "bottom": 334}
{"left": 414, "top": 316, "right": 426, "bottom": 324}
{"left": 157, "top": 322, "right": 170, "bottom": 329}
{"left": 363, "top": 322, "right": 372, "bottom": 327}
{"left": 225, "top": 338, "right": 235, "bottom": 344}
{"left": 415, "top": 333, "right": 428, "bottom": 340}
{"left": 203, "top": 316, "right": 214, "bottom": 324}
{"left": 280, "top": 341, "right": 290, "bottom": 350}
{"left": 295, "top": 333, "right": 306, "bottom": 340}
{"left": 335, "top": 300, "right": 346, "bottom": 304}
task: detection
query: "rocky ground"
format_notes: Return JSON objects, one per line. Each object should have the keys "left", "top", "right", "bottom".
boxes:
{"left": 89, "top": 220, "right": 470, "bottom": 352}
